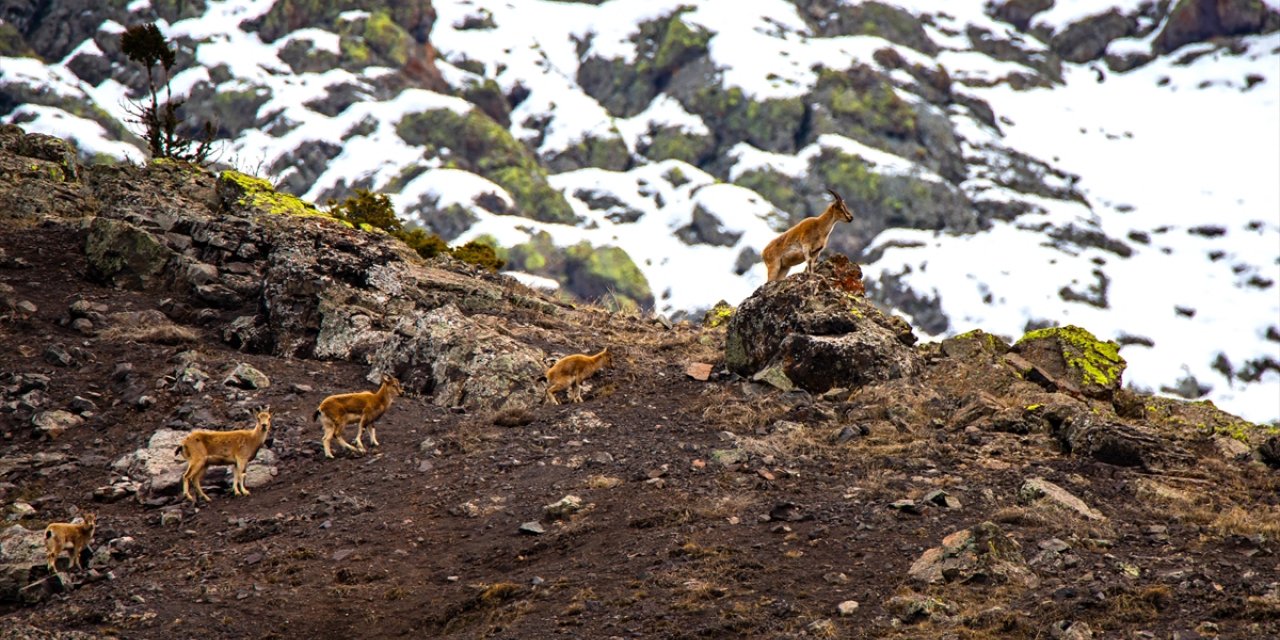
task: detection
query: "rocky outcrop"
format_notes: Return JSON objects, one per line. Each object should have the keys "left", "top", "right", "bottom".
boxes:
{"left": 1155, "top": 0, "right": 1280, "bottom": 54}
{"left": 0, "top": 524, "right": 52, "bottom": 604}
{"left": 725, "top": 257, "right": 920, "bottom": 393}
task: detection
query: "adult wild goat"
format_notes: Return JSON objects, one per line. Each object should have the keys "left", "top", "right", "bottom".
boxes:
{"left": 176, "top": 407, "right": 273, "bottom": 503}
{"left": 45, "top": 513, "right": 96, "bottom": 573}
{"left": 314, "top": 374, "right": 404, "bottom": 458}
{"left": 762, "top": 188, "right": 854, "bottom": 282}
{"left": 544, "top": 348, "right": 613, "bottom": 405}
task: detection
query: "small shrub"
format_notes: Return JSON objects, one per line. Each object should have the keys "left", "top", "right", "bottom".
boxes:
{"left": 326, "top": 188, "right": 401, "bottom": 233}
{"left": 326, "top": 190, "right": 505, "bottom": 270}
{"left": 451, "top": 240, "right": 505, "bottom": 271}
{"left": 121, "top": 22, "right": 214, "bottom": 164}
{"left": 397, "top": 227, "right": 450, "bottom": 259}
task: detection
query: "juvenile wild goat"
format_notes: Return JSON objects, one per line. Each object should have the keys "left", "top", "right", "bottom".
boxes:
{"left": 762, "top": 188, "right": 854, "bottom": 282}
{"left": 45, "top": 513, "right": 96, "bottom": 574}
{"left": 544, "top": 348, "right": 613, "bottom": 405}
{"left": 313, "top": 374, "right": 404, "bottom": 458}
{"left": 176, "top": 407, "right": 273, "bottom": 503}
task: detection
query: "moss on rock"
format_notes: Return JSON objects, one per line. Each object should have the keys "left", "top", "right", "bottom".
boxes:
{"left": 397, "top": 108, "right": 576, "bottom": 224}
{"left": 219, "top": 170, "right": 330, "bottom": 219}
{"left": 1014, "top": 324, "right": 1126, "bottom": 398}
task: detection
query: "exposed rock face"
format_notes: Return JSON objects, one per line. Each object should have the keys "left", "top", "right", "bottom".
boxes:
{"left": 725, "top": 257, "right": 919, "bottom": 393}
{"left": 112, "top": 428, "right": 279, "bottom": 498}
{"left": 1050, "top": 10, "right": 1137, "bottom": 63}
{"left": 1155, "top": 0, "right": 1280, "bottom": 53}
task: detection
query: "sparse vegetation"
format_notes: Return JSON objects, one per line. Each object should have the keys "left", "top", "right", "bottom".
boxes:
{"left": 326, "top": 188, "right": 504, "bottom": 271}
{"left": 120, "top": 22, "right": 215, "bottom": 164}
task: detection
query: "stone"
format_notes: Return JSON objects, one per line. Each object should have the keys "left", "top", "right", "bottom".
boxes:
{"left": 84, "top": 217, "right": 175, "bottom": 290}
{"left": 908, "top": 521, "right": 1038, "bottom": 588}
{"left": 751, "top": 365, "right": 795, "bottom": 392}
{"left": 113, "top": 429, "right": 188, "bottom": 497}
{"left": 1260, "top": 436, "right": 1280, "bottom": 468}
{"left": 685, "top": 362, "right": 713, "bottom": 381}
{"left": 1048, "top": 620, "right": 1094, "bottom": 640}
{"left": 31, "top": 410, "right": 83, "bottom": 439}
{"left": 518, "top": 521, "right": 545, "bottom": 535}
{"left": 70, "top": 318, "right": 94, "bottom": 335}
{"left": 1013, "top": 325, "right": 1125, "bottom": 400}
{"left": 836, "top": 600, "right": 860, "bottom": 616}
{"left": 1212, "top": 436, "right": 1250, "bottom": 460}
{"left": 923, "top": 490, "right": 962, "bottom": 509}
{"left": 68, "top": 396, "right": 97, "bottom": 415}
{"left": 543, "top": 495, "right": 584, "bottom": 520}
{"left": 42, "top": 344, "right": 74, "bottom": 367}
{"left": 6, "top": 502, "right": 35, "bottom": 520}
{"left": 726, "top": 258, "right": 919, "bottom": 394}
{"left": 223, "top": 363, "right": 271, "bottom": 390}
{"left": 0, "top": 524, "right": 53, "bottom": 603}
{"left": 1020, "top": 477, "right": 1106, "bottom": 521}
{"left": 886, "top": 594, "right": 955, "bottom": 622}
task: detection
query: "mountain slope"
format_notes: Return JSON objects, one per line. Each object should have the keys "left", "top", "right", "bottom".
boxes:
{"left": 1, "top": 0, "right": 1276, "bottom": 422}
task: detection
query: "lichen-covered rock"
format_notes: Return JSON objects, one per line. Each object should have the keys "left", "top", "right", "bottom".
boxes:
{"left": 725, "top": 257, "right": 918, "bottom": 393}
{"left": 907, "top": 521, "right": 1038, "bottom": 587}
{"left": 1013, "top": 325, "right": 1125, "bottom": 399}
{"left": 988, "top": 0, "right": 1054, "bottom": 31}
{"left": 112, "top": 429, "right": 188, "bottom": 496}
{"left": 84, "top": 218, "right": 176, "bottom": 289}
{"left": 366, "top": 304, "right": 546, "bottom": 412}
{"left": 217, "top": 170, "right": 326, "bottom": 218}
{"left": 941, "top": 329, "right": 1010, "bottom": 361}
{"left": 796, "top": 1, "right": 938, "bottom": 55}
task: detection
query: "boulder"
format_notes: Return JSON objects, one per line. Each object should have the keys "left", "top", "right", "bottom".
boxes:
{"left": 1049, "top": 10, "right": 1137, "bottom": 63}
{"left": 31, "top": 410, "right": 83, "bottom": 439}
{"left": 1020, "top": 477, "right": 1106, "bottom": 521}
{"left": 726, "top": 257, "right": 919, "bottom": 393}
{"left": 223, "top": 362, "right": 271, "bottom": 389}
{"left": 84, "top": 218, "right": 176, "bottom": 289}
{"left": 112, "top": 429, "right": 187, "bottom": 497}
{"left": 1155, "top": 0, "right": 1280, "bottom": 54}
{"left": 0, "top": 524, "right": 51, "bottom": 603}
{"left": 908, "top": 521, "right": 1038, "bottom": 588}
{"left": 367, "top": 304, "right": 546, "bottom": 413}
{"left": 1012, "top": 325, "right": 1125, "bottom": 400}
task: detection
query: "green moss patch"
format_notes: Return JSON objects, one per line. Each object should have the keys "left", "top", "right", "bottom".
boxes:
{"left": 1015, "top": 324, "right": 1126, "bottom": 396}
{"left": 397, "top": 108, "right": 576, "bottom": 224}
{"left": 219, "top": 170, "right": 330, "bottom": 218}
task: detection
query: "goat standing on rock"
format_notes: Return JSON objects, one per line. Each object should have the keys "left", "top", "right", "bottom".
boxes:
{"left": 314, "top": 374, "right": 403, "bottom": 458}
{"left": 177, "top": 407, "right": 273, "bottom": 503}
{"left": 762, "top": 188, "right": 854, "bottom": 282}
{"left": 545, "top": 348, "right": 613, "bottom": 405}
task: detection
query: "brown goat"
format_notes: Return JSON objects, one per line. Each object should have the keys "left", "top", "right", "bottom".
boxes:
{"left": 313, "top": 374, "right": 404, "bottom": 458}
{"left": 45, "top": 513, "right": 96, "bottom": 573}
{"left": 762, "top": 188, "right": 854, "bottom": 282}
{"left": 176, "top": 407, "right": 273, "bottom": 503}
{"left": 545, "top": 348, "right": 613, "bottom": 405}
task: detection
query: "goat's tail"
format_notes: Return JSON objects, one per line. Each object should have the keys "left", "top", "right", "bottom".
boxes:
{"left": 174, "top": 443, "right": 186, "bottom": 459}
{"left": 312, "top": 408, "right": 321, "bottom": 422}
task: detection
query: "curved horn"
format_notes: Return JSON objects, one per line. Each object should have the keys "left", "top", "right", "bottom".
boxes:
{"left": 825, "top": 187, "right": 844, "bottom": 203}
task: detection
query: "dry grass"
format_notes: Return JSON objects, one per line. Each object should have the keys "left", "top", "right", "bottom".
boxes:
{"left": 99, "top": 323, "right": 198, "bottom": 344}
{"left": 1106, "top": 584, "right": 1173, "bottom": 623}
{"left": 1205, "top": 505, "right": 1280, "bottom": 538}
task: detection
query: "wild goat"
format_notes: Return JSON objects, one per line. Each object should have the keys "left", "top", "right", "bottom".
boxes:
{"left": 313, "top": 374, "right": 404, "bottom": 458}
{"left": 544, "top": 348, "right": 613, "bottom": 405}
{"left": 45, "top": 513, "right": 96, "bottom": 574}
{"left": 762, "top": 188, "right": 854, "bottom": 282}
{"left": 176, "top": 407, "right": 273, "bottom": 503}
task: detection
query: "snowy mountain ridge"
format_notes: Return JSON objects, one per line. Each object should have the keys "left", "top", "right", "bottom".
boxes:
{"left": 1, "top": 0, "right": 1277, "bottom": 422}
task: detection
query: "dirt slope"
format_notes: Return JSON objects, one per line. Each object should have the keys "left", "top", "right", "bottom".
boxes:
{"left": 1, "top": 129, "right": 1277, "bottom": 640}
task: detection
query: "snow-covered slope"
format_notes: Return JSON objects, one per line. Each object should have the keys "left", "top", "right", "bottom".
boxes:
{"left": 2, "top": 0, "right": 1277, "bottom": 422}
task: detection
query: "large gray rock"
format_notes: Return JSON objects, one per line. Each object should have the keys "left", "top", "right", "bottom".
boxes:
{"left": 0, "top": 524, "right": 51, "bottom": 604}
{"left": 31, "top": 410, "right": 83, "bottom": 439}
{"left": 1155, "top": 0, "right": 1280, "bottom": 54}
{"left": 726, "top": 257, "right": 920, "bottom": 393}
{"left": 367, "top": 304, "right": 546, "bottom": 412}
{"left": 84, "top": 218, "right": 176, "bottom": 290}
